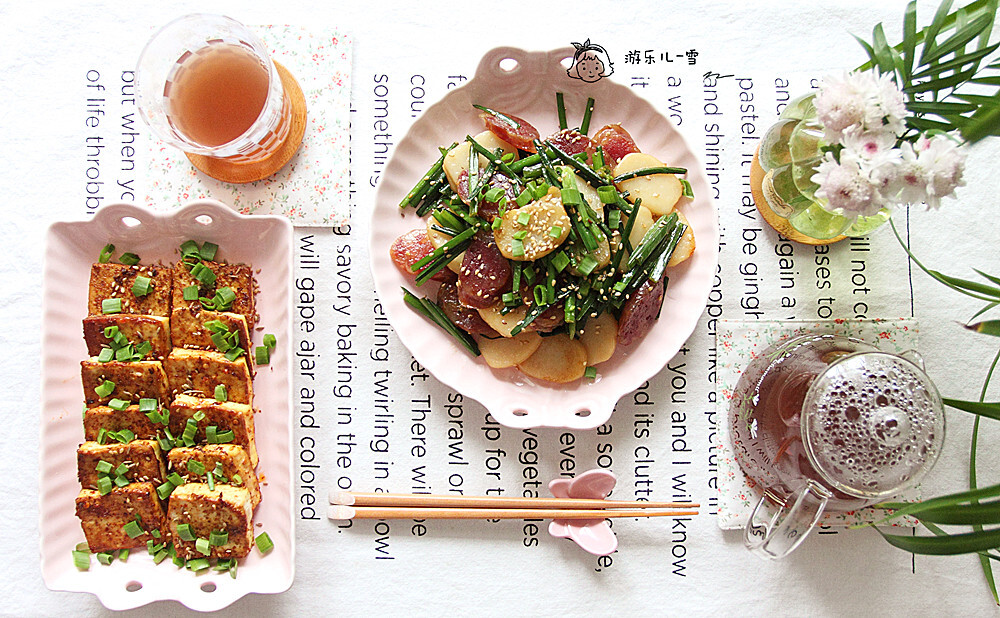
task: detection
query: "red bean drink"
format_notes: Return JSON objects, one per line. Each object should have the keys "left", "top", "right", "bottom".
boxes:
{"left": 729, "top": 334, "right": 944, "bottom": 558}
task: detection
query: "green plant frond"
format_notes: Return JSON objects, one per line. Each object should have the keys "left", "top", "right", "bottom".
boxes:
{"left": 972, "top": 75, "right": 1000, "bottom": 85}
{"left": 965, "top": 320, "right": 1000, "bottom": 337}
{"left": 975, "top": 269, "right": 1000, "bottom": 287}
{"left": 963, "top": 98, "right": 1000, "bottom": 142}
{"left": 971, "top": 302, "right": 1000, "bottom": 320}
{"left": 916, "top": 500, "right": 1000, "bottom": 525}
{"left": 903, "top": 1, "right": 919, "bottom": 79}
{"left": 906, "top": 116, "right": 959, "bottom": 132}
{"left": 869, "top": 482, "right": 1000, "bottom": 525}
{"left": 911, "top": 44, "right": 1000, "bottom": 79}
{"left": 943, "top": 397, "right": 1000, "bottom": 419}
{"left": 908, "top": 100, "right": 980, "bottom": 113}
{"left": 853, "top": 33, "right": 880, "bottom": 71}
{"left": 920, "top": 0, "right": 958, "bottom": 64}
{"left": 878, "top": 526, "right": 1000, "bottom": 555}
{"left": 873, "top": 22, "right": 897, "bottom": 74}
{"left": 954, "top": 92, "right": 1000, "bottom": 106}
{"left": 929, "top": 270, "right": 1000, "bottom": 298}
{"left": 924, "top": 12, "right": 996, "bottom": 63}
{"left": 906, "top": 67, "right": 980, "bottom": 94}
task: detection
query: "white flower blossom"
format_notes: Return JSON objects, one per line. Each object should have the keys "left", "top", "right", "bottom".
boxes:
{"left": 815, "top": 71, "right": 906, "bottom": 143}
{"left": 812, "top": 150, "right": 887, "bottom": 218}
{"left": 916, "top": 134, "right": 966, "bottom": 209}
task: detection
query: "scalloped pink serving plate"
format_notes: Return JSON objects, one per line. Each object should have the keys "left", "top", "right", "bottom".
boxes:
{"left": 371, "top": 47, "right": 719, "bottom": 429}
{"left": 40, "top": 201, "right": 294, "bottom": 611}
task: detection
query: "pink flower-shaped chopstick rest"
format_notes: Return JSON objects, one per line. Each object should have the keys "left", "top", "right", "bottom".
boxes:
{"left": 548, "top": 469, "right": 618, "bottom": 556}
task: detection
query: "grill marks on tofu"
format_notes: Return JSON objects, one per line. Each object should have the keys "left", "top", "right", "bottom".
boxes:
{"left": 77, "top": 440, "right": 167, "bottom": 488}
{"left": 172, "top": 262, "right": 258, "bottom": 330}
{"left": 88, "top": 263, "right": 172, "bottom": 317}
{"left": 169, "top": 395, "right": 258, "bottom": 467}
{"left": 164, "top": 349, "right": 253, "bottom": 404}
{"left": 75, "top": 483, "right": 167, "bottom": 552}
{"left": 81, "top": 360, "right": 169, "bottom": 407}
{"left": 168, "top": 484, "right": 254, "bottom": 559}
{"left": 83, "top": 315, "right": 172, "bottom": 360}
{"left": 168, "top": 445, "right": 261, "bottom": 508}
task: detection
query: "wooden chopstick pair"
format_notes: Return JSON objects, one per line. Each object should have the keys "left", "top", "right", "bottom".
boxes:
{"left": 327, "top": 491, "right": 699, "bottom": 521}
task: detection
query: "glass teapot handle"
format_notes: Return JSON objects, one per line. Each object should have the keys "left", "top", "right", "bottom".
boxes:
{"left": 744, "top": 480, "right": 831, "bottom": 559}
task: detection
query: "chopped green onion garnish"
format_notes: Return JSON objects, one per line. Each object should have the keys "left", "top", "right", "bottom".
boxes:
{"left": 215, "top": 286, "right": 236, "bottom": 308}
{"left": 108, "top": 398, "right": 129, "bottom": 411}
{"left": 195, "top": 537, "right": 211, "bottom": 556}
{"left": 114, "top": 475, "right": 129, "bottom": 488}
{"left": 103, "top": 325, "right": 118, "bottom": 338}
{"left": 515, "top": 188, "right": 533, "bottom": 207}
{"left": 102, "top": 298, "right": 122, "bottom": 314}
{"left": 118, "top": 548, "right": 129, "bottom": 562}
{"left": 551, "top": 251, "right": 570, "bottom": 273}
{"left": 205, "top": 425, "right": 218, "bottom": 443}
{"left": 200, "top": 242, "right": 219, "bottom": 261}
{"left": 214, "top": 384, "right": 227, "bottom": 402}
{"left": 97, "top": 476, "right": 113, "bottom": 495}
{"left": 97, "top": 428, "right": 108, "bottom": 445}
{"left": 511, "top": 238, "right": 524, "bottom": 258}
{"left": 186, "top": 558, "right": 211, "bottom": 571}
{"left": 263, "top": 334, "right": 276, "bottom": 349}
{"left": 122, "top": 520, "right": 144, "bottom": 539}
{"left": 97, "top": 347, "right": 114, "bottom": 363}
{"left": 206, "top": 470, "right": 215, "bottom": 490}
{"left": 151, "top": 528, "right": 161, "bottom": 539}
{"left": 177, "top": 523, "right": 196, "bottom": 542}
{"left": 255, "top": 346, "right": 270, "bottom": 365}
{"left": 597, "top": 185, "right": 618, "bottom": 204}
{"left": 182, "top": 285, "right": 199, "bottom": 301}
{"left": 577, "top": 255, "right": 599, "bottom": 276}
{"left": 548, "top": 225, "right": 563, "bottom": 238}
{"left": 214, "top": 430, "right": 235, "bottom": 443}
{"left": 96, "top": 460, "right": 113, "bottom": 474}
{"left": 132, "top": 275, "right": 152, "bottom": 297}
{"left": 187, "top": 460, "right": 206, "bottom": 475}
{"left": 96, "top": 551, "right": 114, "bottom": 565}
{"left": 112, "top": 428, "right": 134, "bottom": 444}
{"left": 680, "top": 178, "right": 694, "bottom": 198}
{"left": 225, "top": 347, "right": 245, "bottom": 362}
{"left": 232, "top": 473, "right": 243, "bottom": 485}
{"left": 512, "top": 230, "right": 529, "bottom": 241}
{"left": 98, "top": 244, "right": 115, "bottom": 264}
{"left": 72, "top": 549, "right": 91, "bottom": 570}
{"left": 119, "top": 252, "right": 140, "bottom": 266}
{"left": 517, "top": 210, "right": 531, "bottom": 225}
{"left": 483, "top": 186, "right": 505, "bottom": 203}
{"left": 209, "top": 530, "right": 228, "bottom": 546}
{"left": 95, "top": 379, "right": 115, "bottom": 397}
{"left": 609, "top": 209, "right": 621, "bottom": 229}
{"left": 138, "top": 398, "right": 157, "bottom": 412}
{"left": 152, "top": 548, "right": 170, "bottom": 564}
{"left": 167, "top": 472, "right": 185, "bottom": 487}
{"left": 192, "top": 411, "right": 206, "bottom": 422}
{"left": 255, "top": 532, "right": 274, "bottom": 554}
{"left": 179, "top": 240, "right": 200, "bottom": 257}
{"left": 113, "top": 462, "right": 129, "bottom": 477}
{"left": 156, "top": 481, "right": 174, "bottom": 500}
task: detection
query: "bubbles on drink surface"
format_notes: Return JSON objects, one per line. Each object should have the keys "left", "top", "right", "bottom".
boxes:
{"left": 806, "top": 353, "right": 942, "bottom": 495}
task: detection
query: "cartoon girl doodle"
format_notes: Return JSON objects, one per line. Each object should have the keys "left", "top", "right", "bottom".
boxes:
{"left": 566, "top": 39, "right": 614, "bottom": 83}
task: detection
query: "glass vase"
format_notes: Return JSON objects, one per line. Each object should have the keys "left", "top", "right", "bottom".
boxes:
{"left": 758, "top": 94, "right": 890, "bottom": 240}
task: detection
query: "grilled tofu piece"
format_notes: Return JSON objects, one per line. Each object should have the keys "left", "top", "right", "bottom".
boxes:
{"left": 77, "top": 440, "right": 167, "bottom": 489}
{"left": 167, "top": 484, "right": 254, "bottom": 559}
{"left": 75, "top": 482, "right": 167, "bottom": 552}
{"left": 81, "top": 360, "right": 169, "bottom": 407}
{"left": 168, "top": 395, "right": 258, "bottom": 467}
{"left": 83, "top": 315, "right": 172, "bottom": 360}
{"left": 168, "top": 445, "right": 261, "bottom": 508}
{"left": 83, "top": 405, "right": 168, "bottom": 442}
{"left": 172, "top": 262, "right": 257, "bottom": 330}
{"left": 163, "top": 349, "right": 253, "bottom": 404}
{"left": 88, "top": 263, "right": 172, "bottom": 317}
{"left": 170, "top": 306, "right": 251, "bottom": 357}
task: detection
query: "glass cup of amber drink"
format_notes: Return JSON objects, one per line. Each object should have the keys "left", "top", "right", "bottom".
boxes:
{"left": 136, "top": 14, "right": 292, "bottom": 164}
{"left": 729, "top": 334, "right": 945, "bottom": 559}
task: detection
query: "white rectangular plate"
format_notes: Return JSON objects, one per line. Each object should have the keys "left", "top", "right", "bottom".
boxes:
{"left": 40, "top": 201, "right": 294, "bottom": 611}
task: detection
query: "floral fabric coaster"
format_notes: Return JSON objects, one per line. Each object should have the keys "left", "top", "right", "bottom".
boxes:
{"left": 715, "top": 318, "right": 920, "bottom": 530}
{"left": 144, "top": 26, "right": 352, "bottom": 227}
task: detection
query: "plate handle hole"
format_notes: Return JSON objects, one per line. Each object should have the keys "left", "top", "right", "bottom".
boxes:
{"left": 125, "top": 581, "right": 143, "bottom": 592}
{"left": 512, "top": 409, "right": 528, "bottom": 417}
{"left": 575, "top": 409, "right": 592, "bottom": 418}
{"left": 498, "top": 57, "right": 520, "bottom": 73}
{"left": 560, "top": 56, "right": 574, "bottom": 69}
{"left": 201, "top": 582, "right": 217, "bottom": 593}
{"left": 195, "top": 214, "right": 214, "bottom": 226}
{"left": 121, "top": 216, "right": 142, "bottom": 228}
